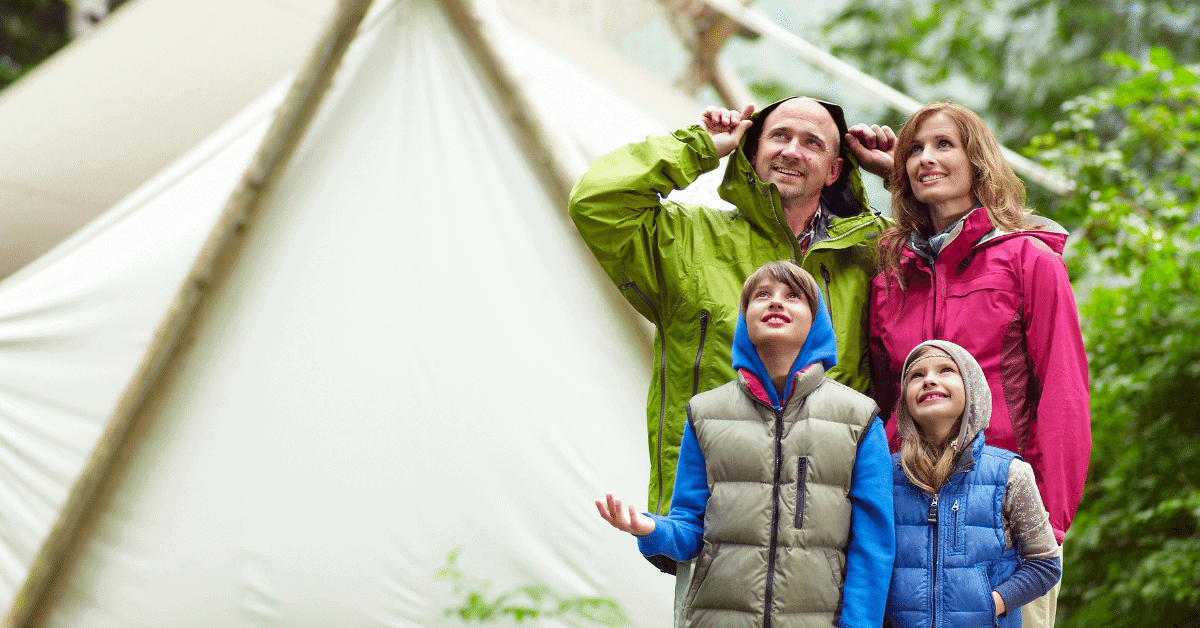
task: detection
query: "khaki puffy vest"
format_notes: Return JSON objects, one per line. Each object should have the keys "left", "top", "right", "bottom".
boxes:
{"left": 683, "top": 366, "right": 877, "bottom": 628}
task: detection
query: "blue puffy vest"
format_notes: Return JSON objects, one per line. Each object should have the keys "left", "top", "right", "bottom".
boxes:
{"left": 886, "top": 433, "right": 1021, "bottom": 628}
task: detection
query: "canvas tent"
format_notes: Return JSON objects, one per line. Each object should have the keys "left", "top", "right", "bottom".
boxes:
{"left": 0, "top": 0, "right": 731, "bottom": 624}
{"left": 0, "top": 0, "right": 346, "bottom": 281}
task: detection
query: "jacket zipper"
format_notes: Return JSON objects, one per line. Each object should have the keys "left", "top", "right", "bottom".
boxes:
{"left": 928, "top": 493, "right": 939, "bottom": 628}
{"left": 752, "top": 172, "right": 797, "bottom": 263}
{"left": 692, "top": 310, "right": 710, "bottom": 397}
{"left": 764, "top": 407, "right": 785, "bottom": 628}
{"left": 620, "top": 280, "right": 668, "bottom": 514}
{"left": 929, "top": 260, "right": 940, "bottom": 339}
{"left": 952, "top": 499, "right": 960, "bottom": 551}
{"left": 819, "top": 263, "right": 834, "bottom": 327}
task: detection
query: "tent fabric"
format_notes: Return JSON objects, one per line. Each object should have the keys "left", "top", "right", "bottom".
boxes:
{"left": 0, "top": 81, "right": 288, "bottom": 610}
{"left": 0, "top": 0, "right": 713, "bottom": 624}
{"left": 0, "top": 0, "right": 338, "bottom": 280}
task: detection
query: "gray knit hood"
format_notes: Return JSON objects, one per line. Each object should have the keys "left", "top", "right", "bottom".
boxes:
{"left": 897, "top": 339, "right": 991, "bottom": 455}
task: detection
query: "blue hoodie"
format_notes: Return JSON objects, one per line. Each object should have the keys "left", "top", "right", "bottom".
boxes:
{"left": 637, "top": 288, "right": 894, "bottom": 628}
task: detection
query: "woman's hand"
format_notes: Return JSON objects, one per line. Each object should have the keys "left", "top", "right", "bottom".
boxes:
{"left": 992, "top": 590, "right": 1007, "bottom": 616}
{"left": 595, "top": 493, "right": 656, "bottom": 536}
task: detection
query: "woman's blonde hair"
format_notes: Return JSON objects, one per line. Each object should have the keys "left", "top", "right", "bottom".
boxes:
{"left": 896, "top": 346, "right": 965, "bottom": 494}
{"left": 879, "top": 101, "right": 1030, "bottom": 288}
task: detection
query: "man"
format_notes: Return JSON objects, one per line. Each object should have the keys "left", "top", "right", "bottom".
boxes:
{"left": 568, "top": 98, "right": 891, "bottom": 572}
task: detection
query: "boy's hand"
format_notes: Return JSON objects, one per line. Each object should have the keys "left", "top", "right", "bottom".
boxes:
{"left": 697, "top": 104, "right": 755, "bottom": 159}
{"left": 595, "top": 493, "right": 656, "bottom": 536}
{"left": 845, "top": 123, "right": 896, "bottom": 180}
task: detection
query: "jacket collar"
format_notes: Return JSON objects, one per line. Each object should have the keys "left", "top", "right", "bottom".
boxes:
{"left": 901, "top": 206, "right": 1071, "bottom": 269}
{"left": 738, "top": 363, "right": 827, "bottom": 411}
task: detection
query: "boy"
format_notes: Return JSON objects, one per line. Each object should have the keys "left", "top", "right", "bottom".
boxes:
{"left": 597, "top": 260, "right": 894, "bottom": 628}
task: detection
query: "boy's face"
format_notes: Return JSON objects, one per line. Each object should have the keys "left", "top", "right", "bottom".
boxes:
{"left": 745, "top": 278, "right": 813, "bottom": 355}
{"left": 904, "top": 352, "right": 966, "bottom": 440}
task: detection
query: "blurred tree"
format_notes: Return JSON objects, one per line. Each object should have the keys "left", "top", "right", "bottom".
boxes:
{"left": 822, "top": 0, "right": 1200, "bottom": 149}
{"left": 1026, "top": 48, "right": 1200, "bottom": 627}
{"left": 0, "top": 0, "right": 68, "bottom": 90}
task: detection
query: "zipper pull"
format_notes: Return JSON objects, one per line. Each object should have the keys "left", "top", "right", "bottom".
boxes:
{"left": 927, "top": 495, "right": 938, "bottom": 525}
{"left": 952, "top": 499, "right": 961, "bottom": 549}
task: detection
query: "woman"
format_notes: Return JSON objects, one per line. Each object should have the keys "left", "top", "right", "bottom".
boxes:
{"left": 868, "top": 101, "right": 1090, "bottom": 628}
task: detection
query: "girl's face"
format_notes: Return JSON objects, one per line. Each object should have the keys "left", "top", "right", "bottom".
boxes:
{"left": 904, "top": 351, "right": 966, "bottom": 445}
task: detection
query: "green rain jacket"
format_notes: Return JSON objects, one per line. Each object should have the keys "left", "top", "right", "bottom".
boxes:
{"left": 568, "top": 98, "right": 889, "bottom": 515}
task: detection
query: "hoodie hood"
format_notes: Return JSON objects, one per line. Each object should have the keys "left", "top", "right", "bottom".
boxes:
{"left": 731, "top": 285, "right": 838, "bottom": 409}
{"left": 719, "top": 96, "right": 871, "bottom": 223}
{"left": 897, "top": 340, "right": 991, "bottom": 454}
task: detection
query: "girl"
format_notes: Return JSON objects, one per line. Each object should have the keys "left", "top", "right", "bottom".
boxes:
{"left": 886, "top": 340, "right": 1060, "bottom": 628}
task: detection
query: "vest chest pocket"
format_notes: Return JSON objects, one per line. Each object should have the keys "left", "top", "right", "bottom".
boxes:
{"left": 795, "top": 456, "right": 810, "bottom": 529}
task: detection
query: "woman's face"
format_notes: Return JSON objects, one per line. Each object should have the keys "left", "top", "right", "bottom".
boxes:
{"left": 904, "top": 350, "right": 966, "bottom": 445}
{"left": 905, "top": 112, "right": 976, "bottom": 231}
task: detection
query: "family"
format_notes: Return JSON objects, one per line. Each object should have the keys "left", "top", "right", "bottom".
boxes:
{"left": 569, "top": 96, "right": 1091, "bottom": 628}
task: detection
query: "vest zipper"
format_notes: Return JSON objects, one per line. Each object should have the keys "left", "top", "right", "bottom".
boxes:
{"left": 692, "top": 310, "right": 710, "bottom": 397}
{"left": 928, "top": 493, "right": 939, "bottom": 628}
{"left": 764, "top": 407, "right": 786, "bottom": 628}
{"left": 794, "top": 456, "right": 809, "bottom": 529}
{"left": 819, "top": 262, "right": 834, "bottom": 327}
{"left": 952, "top": 499, "right": 960, "bottom": 551}
{"left": 620, "top": 280, "right": 668, "bottom": 514}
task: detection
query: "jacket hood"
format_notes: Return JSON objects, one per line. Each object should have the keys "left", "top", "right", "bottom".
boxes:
{"left": 896, "top": 340, "right": 991, "bottom": 453}
{"left": 978, "top": 211, "right": 1070, "bottom": 254}
{"left": 731, "top": 285, "right": 838, "bottom": 409}
{"left": 719, "top": 96, "right": 871, "bottom": 222}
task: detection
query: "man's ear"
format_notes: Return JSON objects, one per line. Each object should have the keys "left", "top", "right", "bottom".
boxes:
{"left": 825, "top": 157, "right": 843, "bottom": 186}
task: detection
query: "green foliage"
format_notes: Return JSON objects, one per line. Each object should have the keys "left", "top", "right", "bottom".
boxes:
{"left": 0, "top": 0, "right": 68, "bottom": 90}
{"left": 747, "top": 78, "right": 795, "bottom": 108}
{"left": 822, "top": 0, "right": 1200, "bottom": 150}
{"left": 1028, "top": 49, "right": 1200, "bottom": 628}
{"left": 435, "top": 549, "right": 631, "bottom": 628}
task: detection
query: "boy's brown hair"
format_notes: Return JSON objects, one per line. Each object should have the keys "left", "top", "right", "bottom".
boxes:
{"left": 738, "top": 260, "right": 822, "bottom": 317}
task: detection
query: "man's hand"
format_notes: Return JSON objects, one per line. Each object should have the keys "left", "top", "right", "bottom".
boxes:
{"left": 846, "top": 123, "right": 896, "bottom": 180}
{"left": 697, "top": 104, "right": 755, "bottom": 159}
{"left": 595, "top": 493, "right": 656, "bottom": 536}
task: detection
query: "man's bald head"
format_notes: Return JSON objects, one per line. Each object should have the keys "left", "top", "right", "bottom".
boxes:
{"left": 748, "top": 97, "right": 844, "bottom": 211}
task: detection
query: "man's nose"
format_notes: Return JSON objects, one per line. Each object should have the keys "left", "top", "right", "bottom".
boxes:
{"left": 782, "top": 140, "right": 804, "bottom": 159}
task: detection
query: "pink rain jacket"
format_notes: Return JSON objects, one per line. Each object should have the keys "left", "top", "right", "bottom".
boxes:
{"left": 869, "top": 206, "right": 1091, "bottom": 543}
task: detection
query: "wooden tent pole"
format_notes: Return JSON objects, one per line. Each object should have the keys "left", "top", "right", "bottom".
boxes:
{"left": 441, "top": 0, "right": 575, "bottom": 206}
{"left": 3, "top": 1, "right": 374, "bottom": 626}
{"left": 442, "top": 0, "right": 656, "bottom": 366}
{"left": 670, "top": 0, "right": 756, "bottom": 110}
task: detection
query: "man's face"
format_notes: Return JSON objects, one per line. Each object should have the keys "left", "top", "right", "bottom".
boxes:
{"left": 752, "top": 99, "right": 843, "bottom": 207}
